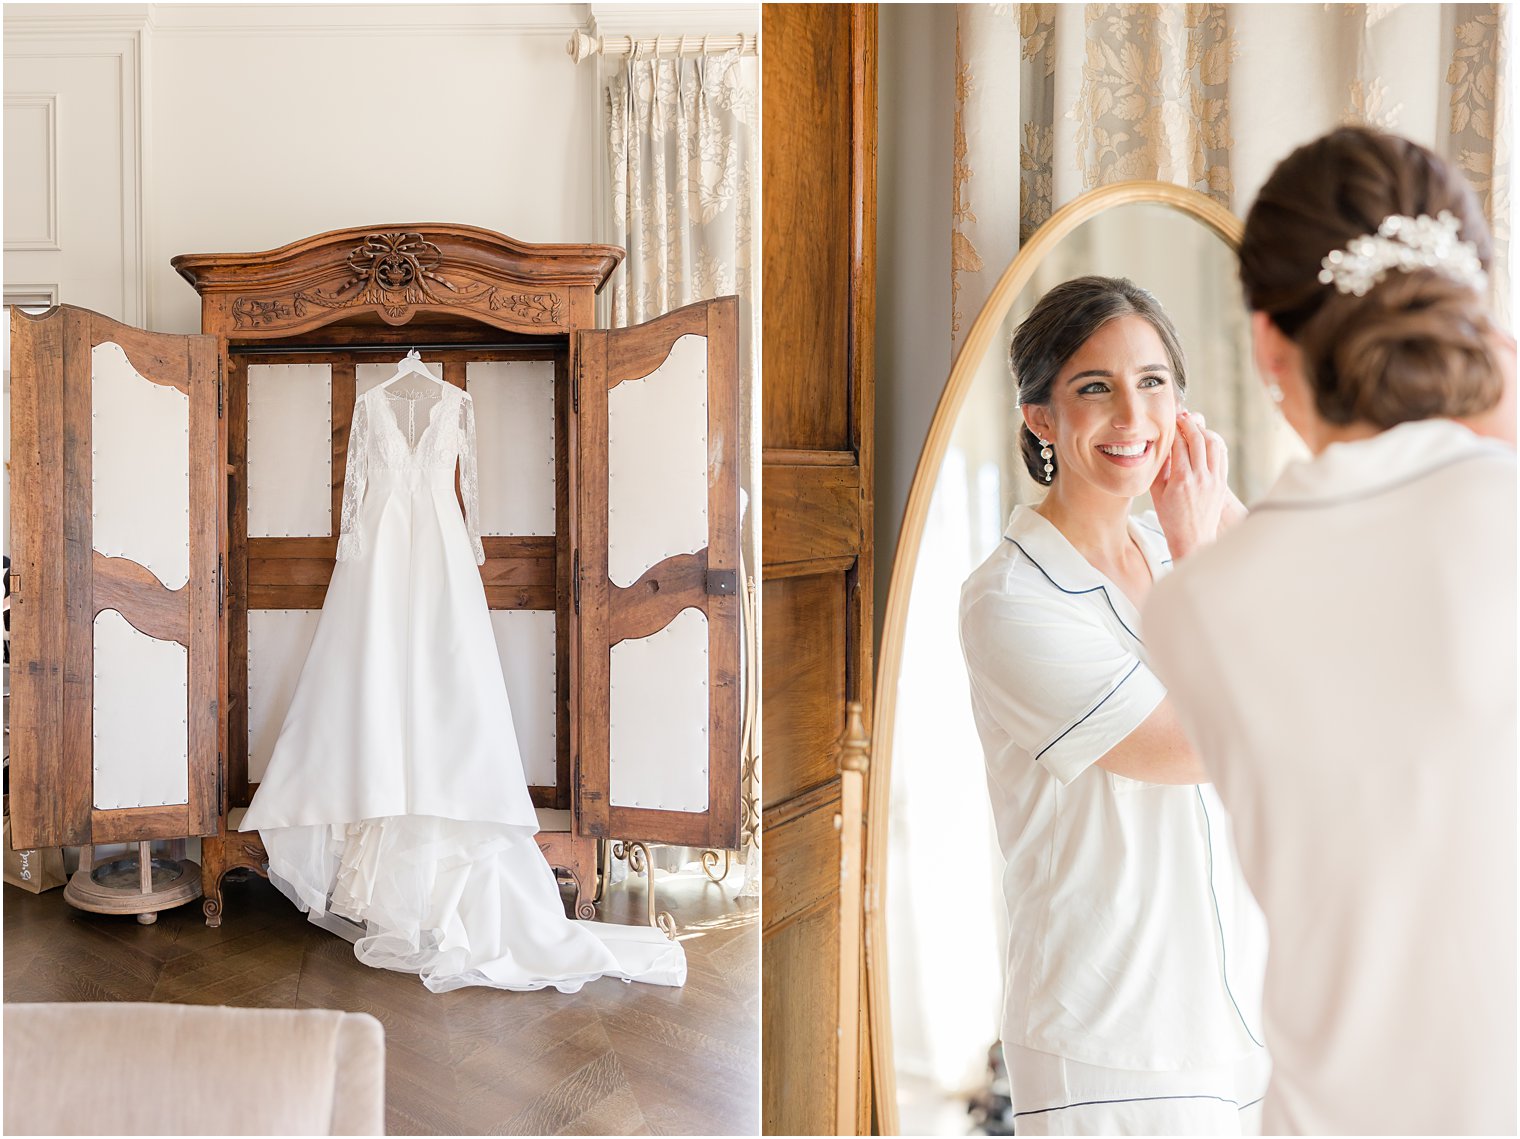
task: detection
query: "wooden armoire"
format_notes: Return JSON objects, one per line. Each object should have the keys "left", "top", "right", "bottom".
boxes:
{"left": 8, "top": 224, "right": 741, "bottom": 931}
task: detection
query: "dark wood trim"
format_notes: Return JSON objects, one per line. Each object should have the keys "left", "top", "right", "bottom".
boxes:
{"left": 554, "top": 352, "right": 573, "bottom": 811}
{"left": 330, "top": 360, "right": 357, "bottom": 535}
{"left": 92, "top": 554, "right": 190, "bottom": 644}
{"left": 604, "top": 304, "right": 710, "bottom": 387}
{"left": 228, "top": 354, "right": 251, "bottom": 807}
{"left": 849, "top": 2, "right": 878, "bottom": 723}
{"left": 758, "top": 555, "right": 858, "bottom": 581}
{"left": 704, "top": 296, "right": 743, "bottom": 849}
{"left": 62, "top": 309, "right": 94, "bottom": 846}
{"left": 7, "top": 308, "right": 67, "bottom": 850}
{"left": 608, "top": 552, "right": 709, "bottom": 644}
{"left": 173, "top": 224, "right": 624, "bottom": 341}
{"left": 761, "top": 448, "right": 857, "bottom": 466}
{"left": 761, "top": 777, "right": 845, "bottom": 936}
{"left": 91, "top": 804, "right": 192, "bottom": 844}
{"left": 574, "top": 326, "right": 610, "bottom": 835}
{"left": 762, "top": 464, "right": 864, "bottom": 569}
{"left": 575, "top": 300, "right": 742, "bottom": 850}
{"left": 97, "top": 313, "right": 223, "bottom": 839}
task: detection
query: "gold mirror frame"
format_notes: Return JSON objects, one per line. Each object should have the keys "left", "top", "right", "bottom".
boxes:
{"left": 865, "top": 181, "right": 1245, "bottom": 1134}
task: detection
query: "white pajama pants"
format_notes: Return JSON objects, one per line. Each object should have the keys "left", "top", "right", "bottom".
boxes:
{"left": 1005, "top": 1043, "right": 1271, "bottom": 1136}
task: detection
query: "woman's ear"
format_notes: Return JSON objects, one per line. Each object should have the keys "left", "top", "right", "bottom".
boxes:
{"left": 1250, "top": 311, "right": 1294, "bottom": 387}
{"left": 1021, "top": 403, "right": 1052, "bottom": 441}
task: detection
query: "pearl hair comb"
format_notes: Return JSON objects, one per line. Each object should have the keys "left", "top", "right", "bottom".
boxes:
{"left": 1318, "top": 210, "right": 1488, "bottom": 298}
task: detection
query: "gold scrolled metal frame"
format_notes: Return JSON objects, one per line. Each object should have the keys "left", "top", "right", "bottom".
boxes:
{"left": 864, "top": 181, "right": 1245, "bottom": 1134}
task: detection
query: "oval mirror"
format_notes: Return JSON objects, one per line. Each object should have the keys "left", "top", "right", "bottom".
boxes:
{"left": 866, "top": 182, "right": 1307, "bottom": 1134}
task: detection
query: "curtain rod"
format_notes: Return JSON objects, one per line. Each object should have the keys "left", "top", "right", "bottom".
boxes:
{"left": 566, "top": 31, "right": 758, "bottom": 63}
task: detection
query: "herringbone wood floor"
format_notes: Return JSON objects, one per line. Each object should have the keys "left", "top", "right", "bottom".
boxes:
{"left": 4, "top": 862, "right": 759, "bottom": 1135}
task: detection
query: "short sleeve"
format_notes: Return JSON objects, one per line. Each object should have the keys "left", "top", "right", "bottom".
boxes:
{"left": 960, "top": 589, "right": 1167, "bottom": 786}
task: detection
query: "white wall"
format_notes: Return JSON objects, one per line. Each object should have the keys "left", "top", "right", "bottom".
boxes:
{"left": 874, "top": 4, "right": 956, "bottom": 649}
{"left": 3, "top": 3, "right": 602, "bottom": 332}
{"left": 143, "top": 5, "right": 602, "bottom": 333}
{"left": 4, "top": 2, "right": 758, "bottom": 332}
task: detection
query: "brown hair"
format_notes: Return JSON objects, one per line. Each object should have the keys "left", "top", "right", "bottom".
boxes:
{"left": 1010, "top": 275, "right": 1188, "bottom": 482}
{"left": 1238, "top": 126, "right": 1499, "bottom": 428}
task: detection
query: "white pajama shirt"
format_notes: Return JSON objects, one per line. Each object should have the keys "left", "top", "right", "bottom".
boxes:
{"left": 960, "top": 506, "right": 1269, "bottom": 1134}
{"left": 1145, "top": 419, "right": 1516, "bottom": 1135}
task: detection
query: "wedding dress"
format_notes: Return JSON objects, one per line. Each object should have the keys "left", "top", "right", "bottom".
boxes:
{"left": 240, "top": 377, "right": 686, "bottom": 993}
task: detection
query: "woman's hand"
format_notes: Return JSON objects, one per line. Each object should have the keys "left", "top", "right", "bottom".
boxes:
{"left": 1151, "top": 411, "right": 1231, "bottom": 559}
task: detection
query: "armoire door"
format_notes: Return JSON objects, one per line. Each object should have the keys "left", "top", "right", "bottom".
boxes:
{"left": 572, "top": 296, "right": 742, "bottom": 850}
{"left": 8, "top": 306, "right": 224, "bottom": 849}
{"left": 761, "top": 4, "right": 878, "bottom": 1135}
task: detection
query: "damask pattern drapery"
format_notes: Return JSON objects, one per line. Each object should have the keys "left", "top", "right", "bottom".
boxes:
{"left": 606, "top": 48, "right": 758, "bottom": 335}
{"left": 604, "top": 48, "right": 760, "bottom": 880}
{"left": 954, "top": 3, "right": 1511, "bottom": 348}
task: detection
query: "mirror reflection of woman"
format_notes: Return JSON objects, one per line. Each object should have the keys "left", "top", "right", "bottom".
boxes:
{"left": 1146, "top": 127, "right": 1516, "bottom": 1135}
{"left": 958, "top": 277, "right": 1269, "bottom": 1135}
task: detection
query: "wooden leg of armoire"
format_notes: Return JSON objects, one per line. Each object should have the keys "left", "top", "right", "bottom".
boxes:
{"left": 200, "top": 834, "right": 228, "bottom": 928}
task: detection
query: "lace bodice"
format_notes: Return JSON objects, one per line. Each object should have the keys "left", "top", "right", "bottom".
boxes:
{"left": 335, "top": 383, "right": 485, "bottom": 564}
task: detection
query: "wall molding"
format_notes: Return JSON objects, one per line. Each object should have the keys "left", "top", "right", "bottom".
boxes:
{"left": 4, "top": 28, "right": 146, "bottom": 327}
{"left": 3, "top": 283, "right": 61, "bottom": 308}
{"left": 2, "top": 94, "right": 60, "bottom": 252}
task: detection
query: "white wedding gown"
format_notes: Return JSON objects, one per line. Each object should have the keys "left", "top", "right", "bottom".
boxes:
{"left": 240, "top": 378, "right": 686, "bottom": 993}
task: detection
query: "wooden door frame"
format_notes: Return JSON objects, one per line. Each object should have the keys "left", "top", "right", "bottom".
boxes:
{"left": 760, "top": 4, "right": 877, "bottom": 1135}
{"left": 7, "top": 305, "right": 222, "bottom": 848}
{"left": 573, "top": 297, "right": 744, "bottom": 851}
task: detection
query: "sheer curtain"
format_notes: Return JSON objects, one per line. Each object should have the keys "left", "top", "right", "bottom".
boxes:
{"left": 603, "top": 47, "right": 760, "bottom": 886}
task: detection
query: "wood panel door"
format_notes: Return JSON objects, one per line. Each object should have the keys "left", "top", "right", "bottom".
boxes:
{"left": 761, "top": 5, "right": 877, "bottom": 1135}
{"left": 9, "top": 305, "right": 223, "bottom": 849}
{"left": 573, "top": 297, "right": 743, "bottom": 850}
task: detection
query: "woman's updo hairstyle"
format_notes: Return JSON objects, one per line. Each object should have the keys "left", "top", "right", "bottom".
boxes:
{"left": 1239, "top": 126, "right": 1499, "bottom": 428}
{"left": 1011, "top": 275, "right": 1187, "bottom": 483}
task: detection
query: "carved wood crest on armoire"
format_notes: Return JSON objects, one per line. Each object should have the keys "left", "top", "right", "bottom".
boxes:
{"left": 8, "top": 224, "right": 742, "bottom": 933}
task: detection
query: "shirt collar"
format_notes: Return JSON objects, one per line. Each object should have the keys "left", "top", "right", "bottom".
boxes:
{"left": 1001, "top": 505, "right": 1166, "bottom": 640}
{"left": 1261, "top": 418, "right": 1509, "bottom": 508}
{"left": 1003, "top": 506, "right": 1171, "bottom": 587}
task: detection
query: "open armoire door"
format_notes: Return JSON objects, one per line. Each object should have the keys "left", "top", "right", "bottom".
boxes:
{"left": 573, "top": 297, "right": 743, "bottom": 855}
{"left": 8, "top": 306, "right": 224, "bottom": 850}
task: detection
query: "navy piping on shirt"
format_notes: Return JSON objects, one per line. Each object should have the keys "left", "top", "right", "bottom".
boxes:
{"left": 1195, "top": 785, "right": 1266, "bottom": 1049}
{"left": 1011, "top": 1092, "right": 1266, "bottom": 1126}
{"left": 1008, "top": 527, "right": 1260, "bottom": 1058}
{"left": 1251, "top": 449, "right": 1500, "bottom": 512}
{"left": 1034, "top": 659, "right": 1143, "bottom": 763}
{"left": 1132, "top": 517, "right": 1175, "bottom": 567}
{"left": 1004, "top": 538, "right": 1145, "bottom": 642}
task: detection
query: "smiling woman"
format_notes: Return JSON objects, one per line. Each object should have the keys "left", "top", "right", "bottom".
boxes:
{"left": 869, "top": 184, "right": 1308, "bottom": 1137}
{"left": 954, "top": 274, "right": 1269, "bottom": 1135}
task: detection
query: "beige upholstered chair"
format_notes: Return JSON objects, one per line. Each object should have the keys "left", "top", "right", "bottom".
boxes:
{"left": 4, "top": 1002, "right": 385, "bottom": 1135}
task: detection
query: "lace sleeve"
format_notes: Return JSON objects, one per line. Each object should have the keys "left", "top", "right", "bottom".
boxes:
{"left": 335, "top": 395, "right": 369, "bottom": 562}
{"left": 460, "top": 391, "right": 486, "bottom": 566}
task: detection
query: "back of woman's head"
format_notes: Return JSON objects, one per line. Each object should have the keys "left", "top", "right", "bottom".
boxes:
{"left": 1010, "top": 275, "right": 1187, "bottom": 482}
{"left": 1238, "top": 126, "right": 1499, "bottom": 428}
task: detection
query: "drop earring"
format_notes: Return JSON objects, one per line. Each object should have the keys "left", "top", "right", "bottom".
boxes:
{"left": 1039, "top": 438, "right": 1054, "bottom": 483}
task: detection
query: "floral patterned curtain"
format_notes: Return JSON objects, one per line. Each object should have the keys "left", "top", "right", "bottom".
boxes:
{"left": 954, "top": 3, "right": 1511, "bottom": 352}
{"left": 606, "top": 49, "right": 758, "bottom": 336}
{"left": 604, "top": 49, "right": 760, "bottom": 881}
